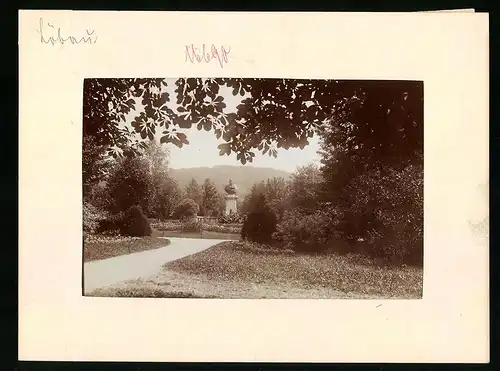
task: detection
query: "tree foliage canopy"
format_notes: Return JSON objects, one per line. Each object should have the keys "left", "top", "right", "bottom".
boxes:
{"left": 288, "top": 164, "right": 322, "bottom": 213}
{"left": 201, "top": 178, "right": 222, "bottom": 217}
{"left": 184, "top": 178, "right": 203, "bottom": 209}
{"left": 174, "top": 198, "right": 200, "bottom": 220}
{"left": 84, "top": 78, "right": 422, "bottom": 166}
{"left": 318, "top": 81, "right": 423, "bottom": 200}
{"left": 106, "top": 155, "right": 153, "bottom": 214}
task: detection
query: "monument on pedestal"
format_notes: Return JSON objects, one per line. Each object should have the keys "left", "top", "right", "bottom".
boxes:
{"left": 224, "top": 179, "right": 238, "bottom": 215}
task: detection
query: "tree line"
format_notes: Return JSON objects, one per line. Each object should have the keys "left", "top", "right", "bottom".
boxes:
{"left": 84, "top": 138, "right": 229, "bottom": 236}
{"left": 239, "top": 150, "right": 422, "bottom": 266}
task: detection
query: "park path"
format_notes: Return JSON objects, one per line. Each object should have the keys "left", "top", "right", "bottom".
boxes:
{"left": 83, "top": 237, "right": 226, "bottom": 294}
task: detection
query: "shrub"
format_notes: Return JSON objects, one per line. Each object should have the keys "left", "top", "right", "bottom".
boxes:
{"left": 202, "top": 223, "right": 241, "bottom": 234}
{"left": 343, "top": 163, "right": 423, "bottom": 265}
{"left": 224, "top": 223, "right": 244, "bottom": 228}
{"left": 241, "top": 194, "right": 277, "bottom": 244}
{"left": 152, "top": 220, "right": 182, "bottom": 231}
{"left": 106, "top": 155, "right": 154, "bottom": 215}
{"left": 218, "top": 212, "right": 246, "bottom": 224}
{"left": 119, "top": 205, "right": 152, "bottom": 237}
{"left": 83, "top": 202, "right": 107, "bottom": 235}
{"left": 174, "top": 198, "right": 200, "bottom": 220}
{"left": 96, "top": 212, "right": 125, "bottom": 235}
{"left": 273, "top": 208, "right": 341, "bottom": 253}
{"left": 180, "top": 219, "right": 203, "bottom": 233}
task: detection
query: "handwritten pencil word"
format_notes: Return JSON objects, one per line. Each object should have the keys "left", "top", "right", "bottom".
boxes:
{"left": 37, "top": 18, "right": 98, "bottom": 46}
{"left": 185, "top": 44, "right": 230, "bottom": 68}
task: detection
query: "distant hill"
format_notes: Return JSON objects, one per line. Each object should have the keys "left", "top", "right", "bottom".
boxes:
{"left": 169, "top": 165, "right": 291, "bottom": 198}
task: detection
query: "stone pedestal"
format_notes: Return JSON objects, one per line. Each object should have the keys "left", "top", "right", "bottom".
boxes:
{"left": 225, "top": 194, "right": 238, "bottom": 216}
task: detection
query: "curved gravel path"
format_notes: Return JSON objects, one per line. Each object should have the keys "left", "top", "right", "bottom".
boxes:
{"left": 83, "top": 237, "right": 226, "bottom": 294}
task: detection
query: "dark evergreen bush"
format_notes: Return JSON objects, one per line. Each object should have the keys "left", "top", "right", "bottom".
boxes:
{"left": 273, "top": 208, "right": 341, "bottom": 253}
{"left": 174, "top": 198, "right": 200, "bottom": 220}
{"left": 241, "top": 194, "right": 277, "bottom": 244}
{"left": 119, "top": 205, "right": 152, "bottom": 237}
{"left": 96, "top": 212, "right": 125, "bottom": 235}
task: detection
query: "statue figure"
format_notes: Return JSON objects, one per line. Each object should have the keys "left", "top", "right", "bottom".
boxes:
{"left": 224, "top": 178, "right": 238, "bottom": 195}
{"left": 224, "top": 179, "right": 238, "bottom": 215}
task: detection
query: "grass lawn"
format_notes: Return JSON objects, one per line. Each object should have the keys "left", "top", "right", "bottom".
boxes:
{"left": 91, "top": 287, "right": 217, "bottom": 298}
{"left": 94, "top": 241, "right": 423, "bottom": 299}
{"left": 83, "top": 236, "right": 170, "bottom": 262}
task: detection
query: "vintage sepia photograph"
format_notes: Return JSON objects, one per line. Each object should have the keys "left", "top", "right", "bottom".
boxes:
{"left": 82, "top": 77, "right": 423, "bottom": 299}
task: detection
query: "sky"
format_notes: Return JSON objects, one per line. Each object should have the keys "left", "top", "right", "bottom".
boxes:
{"left": 122, "top": 79, "right": 321, "bottom": 173}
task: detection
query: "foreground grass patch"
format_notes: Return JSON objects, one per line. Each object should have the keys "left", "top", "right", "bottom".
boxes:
{"left": 164, "top": 241, "right": 423, "bottom": 298}
{"left": 83, "top": 236, "right": 169, "bottom": 262}
{"left": 91, "top": 286, "right": 216, "bottom": 298}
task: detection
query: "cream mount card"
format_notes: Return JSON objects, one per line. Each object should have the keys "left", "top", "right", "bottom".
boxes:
{"left": 19, "top": 10, "right": 489, "bottom": 363}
